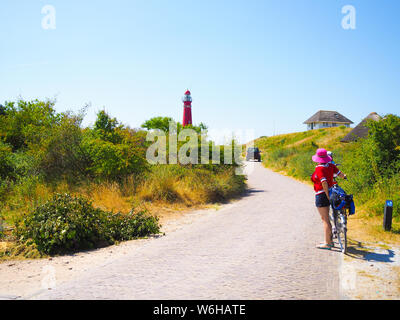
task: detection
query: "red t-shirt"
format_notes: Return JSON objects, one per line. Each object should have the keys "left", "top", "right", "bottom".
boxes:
{"left": 311, "top": 163, "right": 340, "bottom": 194}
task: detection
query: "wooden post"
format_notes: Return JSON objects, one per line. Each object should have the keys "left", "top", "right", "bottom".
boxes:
{"left": 383, "top": 200, "right": 393, "bottom": 231}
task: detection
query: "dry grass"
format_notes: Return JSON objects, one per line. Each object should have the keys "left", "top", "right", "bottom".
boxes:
{"left": 318, "top": 127, "right": 352, "bottom": 146}
{"left": 141, "top": 202, "right": 212, "bottom": 226}
{"left": 347, "top": 213, "right": 400, "bottom": 245}
{"left": 257, "top": 127, "right": 351, "bottom": 150}
{"left": 0, "top": 241, "right": 45, "bottom": 261}
{"left": 284, "top": 127, "right": 351, "bottom": 149}
{"left": 357, "top": 270, "right": 376, "bottom": 279}
{"left": 137, "top": 165, "right": 245, "bottom": 206}
{"left": 81, "top": 182, "right": 134, "bottom": 214}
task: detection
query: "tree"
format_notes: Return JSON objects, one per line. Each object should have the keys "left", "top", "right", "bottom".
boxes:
{"left": 141, "top": 116, "right": 208, "bottom": 134}
{"left": 141, "top": 117, "right": 174, "bottom": 132}
{"left": 0, "top": 99, "right": 60, "bottom": 151}
{"left": 367, "top": 114, "right": 400, "bottom": 171}
{"left": 82, "top": 111, "right": 149, "bottom": 182}
{"left": 95, "top": 110, "right": 119, "bottom": 133}
{"left": 94, "top": 110, "right": 123, "bottom": 144}
{"left": 38, "top": 111, "right": 90, "bottom": 181}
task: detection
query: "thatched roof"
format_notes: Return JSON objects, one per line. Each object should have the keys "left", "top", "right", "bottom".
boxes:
{"left": 341, "top": 112, "right": 382, "bottom": 143}
{"left": 303, "top": 110, "right": 353, "bottom": 124}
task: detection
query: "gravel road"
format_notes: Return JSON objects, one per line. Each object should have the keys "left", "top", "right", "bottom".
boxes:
{"left": 2, "top": 162, "right": 342, "bottom": 300}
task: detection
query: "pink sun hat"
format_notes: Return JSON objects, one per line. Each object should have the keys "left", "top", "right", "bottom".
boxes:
{"left": 312, "top": 148, "right": 332, "bottom": 163}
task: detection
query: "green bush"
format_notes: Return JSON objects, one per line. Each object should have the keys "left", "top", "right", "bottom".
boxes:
{"left": 81, "top": 111, "right": 148, "bottom": 182}
{"left": 341, "top": 115, "right": 400, "bottom": 215}
{"left": 0, "top": 99, "right": 60, "bottom": 151}
{"left": 0, "top": 141, "right": 14, "bottom": 179}
{"left": 17, "top": 194, "right": 160, "bottom": 255}
{"left": 82, "top": 136, "right": 143, "bottom": 181}
{"left": 105, "top": 211, "right": 161, "bottom": 241}
{"left": 366, "top": 114, "right": 400, "bottom": 172}
{"left": 37, "top": 112, "right": 89, "bottom": 182}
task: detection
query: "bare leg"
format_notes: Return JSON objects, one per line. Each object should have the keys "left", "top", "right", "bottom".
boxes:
{"left": 317, "top": 206, "right": 333, "bottom": 245}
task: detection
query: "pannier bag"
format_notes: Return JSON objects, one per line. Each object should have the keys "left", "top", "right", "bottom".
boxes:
{"left": 330, "top": 185, "right": 356, "bottom": 215}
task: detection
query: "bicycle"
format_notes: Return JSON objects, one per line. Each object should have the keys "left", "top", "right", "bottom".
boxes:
{"left": 330, "top": 182, "right": 354, "bottom": 254}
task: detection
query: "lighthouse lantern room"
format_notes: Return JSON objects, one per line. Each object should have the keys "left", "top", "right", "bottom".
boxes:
{"left": 182, "top": 90, "right": 193, "bottom": 127}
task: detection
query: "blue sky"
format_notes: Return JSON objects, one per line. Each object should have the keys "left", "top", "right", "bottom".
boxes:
{"left": 0, "top": 0, "right": 399, "bottom": 139}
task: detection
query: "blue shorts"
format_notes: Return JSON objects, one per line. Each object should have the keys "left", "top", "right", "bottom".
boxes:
{"left": 316, "top": 193, "right": 330, "bottom": 207}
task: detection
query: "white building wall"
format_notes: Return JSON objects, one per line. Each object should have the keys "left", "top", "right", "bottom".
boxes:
{"left": 307, "top": 122, "right": 350, "bottom": 130}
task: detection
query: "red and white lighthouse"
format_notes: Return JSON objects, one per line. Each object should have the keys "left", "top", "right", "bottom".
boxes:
{"left": 182, "top": 90, "right": 193, "bottom": 127}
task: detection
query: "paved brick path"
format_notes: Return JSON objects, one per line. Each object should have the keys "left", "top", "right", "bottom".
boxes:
{"left": 32, "top": 163, "right": 341, "bottom": 300}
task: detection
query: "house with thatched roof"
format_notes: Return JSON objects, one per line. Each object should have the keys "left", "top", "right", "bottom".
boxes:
{"left": 341, "top": 112, "right": 381, "bottom": 143}
{"left": 304, "top": 110, "right": 353, "bottom": 130}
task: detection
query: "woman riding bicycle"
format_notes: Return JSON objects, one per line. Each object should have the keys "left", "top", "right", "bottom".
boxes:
{"left": 311, "top": 148, "right": 347, "bottom": 250}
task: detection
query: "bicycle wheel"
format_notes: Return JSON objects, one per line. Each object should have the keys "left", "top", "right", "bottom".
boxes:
{"left": 336, "top": 210, "right": 347, "bottom": 253}
{"left": 331, "top": 209, "right": 338, "bottom": 239}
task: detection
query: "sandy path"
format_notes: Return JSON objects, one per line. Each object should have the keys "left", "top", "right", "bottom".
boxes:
{"left": 0, "top": 162, "right": 341, "bottom": 300}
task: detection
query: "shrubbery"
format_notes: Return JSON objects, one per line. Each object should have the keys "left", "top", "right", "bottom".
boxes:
{"left": 0, "top": 100, "right": 150, "bottom": 188}
{"left": 16, "top": 194, "right": 160, "bottom": 255}
{"left": 0, "top": 98, "right": 245, "bottom": 258}
{"left": 0, "top": 99, "right": 60, "bottom": 151}
{"left": 0, "top": 141, "right": 13, "bottom": 180}
{"left": 342, "top": 115, "right": 400, "bottom": 218}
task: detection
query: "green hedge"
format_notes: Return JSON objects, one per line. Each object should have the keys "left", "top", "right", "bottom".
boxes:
{"left": 16, "top": 194, "right": 160, "bottom": 255}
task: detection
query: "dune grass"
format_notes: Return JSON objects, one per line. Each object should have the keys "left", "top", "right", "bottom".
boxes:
{"left": 137, "top": 164, "right": 246, "bottom": 205}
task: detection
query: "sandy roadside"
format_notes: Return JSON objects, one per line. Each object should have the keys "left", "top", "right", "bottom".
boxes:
{"left": 340, "top": 242, "right": 400, "bottom": 299}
